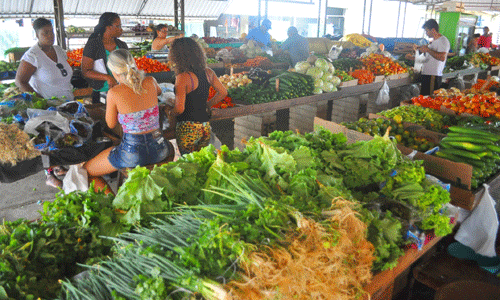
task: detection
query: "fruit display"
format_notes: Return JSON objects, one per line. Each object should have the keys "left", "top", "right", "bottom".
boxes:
{"left": 239, "top": 40, "right": 265, "bottom": 58}
{"left": 334, "top": 69, "right": 356, "bottom": 82}
{"left": 342, "top": 117, "right": 438, "bottom": 152}
{"left": 228, "top": 71, "right": 314, "bottom": 104}
{"left": 412, "top": 93, "right": 500, "bottom": 119}
{"left": 435, "top": 126, "right": 500, "bottom": 190}
{"left": 470, "top": 78, "right": 500, "bottom": 93}
{"left": 246, "top": 67, "right": 273, "bottom": 85}
{"left": 433, "top": 87, "right": 464, "bottom": 98}
{"left": 205, "top": 47, "right": 217, "bottom": 58}
{"left": 378, "top": 105, "right": 445, "bottom": 132}
{"left": 66, "top": 48, "right": 83, "bottom": 67}
{"left": 341, "top": 33, "right": 372, "bottom": 48}
{"left": 331, "top": 58, "right": 363, "bottom": 72}
{"left": 360, "top": 53, "right": 407, "bottom": 76}
{"left": 66, "top": 25, "right": 86, "bottom": 34}
{"left": 134, "top": 56, "right": 171, "bottom": 73}
{"left": 471, "top": 53, "right": 500, "bottom": 68}
{"left": 0, "top": 60, "right": 19, "bottom": 73}
{"left": 202, "top": 37, "right": 241, "bottom": 44}
{"left": 350, "top": 69, "right": 375, "bottom": 85}
{"left": 218, "top": 73, "right": 252, "bottom": 89}
{"left": 294, "top": 57, "right": 341, "bottom": 93}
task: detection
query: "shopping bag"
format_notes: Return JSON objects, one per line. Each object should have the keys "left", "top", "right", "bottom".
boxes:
{"left": 414, "top": 50, "right": 428, "bottom": 73}
{"left": 376, "top": 80, "right": 390, "bottom": 105}
{"left": 62, "top": 164, "right": 88, "bottom": 194}
{"left": 455, "top": 184, "right": 499, "bottom": 257}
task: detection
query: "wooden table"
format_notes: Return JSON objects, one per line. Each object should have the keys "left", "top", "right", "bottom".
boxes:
{"left": 364, "top": 235, "right": 445, "bottom": 300}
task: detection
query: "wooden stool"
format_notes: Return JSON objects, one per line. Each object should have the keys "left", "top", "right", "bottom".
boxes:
{"left": 434, "top": 280, "right": 500, "bottom": 300}
{"left": 410, "top": 252, "right": 500, "bottom": 297}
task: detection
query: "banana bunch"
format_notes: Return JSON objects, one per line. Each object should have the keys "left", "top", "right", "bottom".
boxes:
{"left": 341, "top": 33, "right": 372, "bottom": 48}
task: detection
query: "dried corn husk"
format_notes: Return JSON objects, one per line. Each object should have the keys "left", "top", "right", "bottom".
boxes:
{"left": 227, "top": 197, "right": 375, "bottom": 300}
{"left": 0, "top": 123, "right": 40, "bottom": 166}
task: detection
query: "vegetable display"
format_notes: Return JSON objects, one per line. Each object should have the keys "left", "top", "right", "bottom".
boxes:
{"left": 134, "top": 56, "right": 171, "bottom": 73}
{"left": 208, "top": 86, "right": 235, "bottom": 109}
{"left": 0, "top": 61, "right": 19, "bottom": 73}
{"left": 360, "top": 53, "right": 407, "bottom": 76}
{"left": 331, "top": 58, "right": 364, "bottom": 72}
{"left": 218, "top": 73, "right": 252, "bottom": 89}
{"left": 436, "top": 125, "right": 500, "bottom": 190}
{"left": 294, "top": 57, "right": 341, "bottom": 94}
{"left": 66, "top": 48, "right": 83, "bottom": 67}
{"left": 351, "top": 69, "right": 375, "bottom": 84}
{"left": 377, "top": 105, "right": 446, "bottom": 132}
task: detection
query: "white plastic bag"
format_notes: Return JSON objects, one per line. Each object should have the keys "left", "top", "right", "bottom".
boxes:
{"left": 328, "top": 45, "right": 343, "bottom": 60}
{"left": 62, "top": 164, "right": 88, "bottom": 194}
{"left": 376, "top": 80, "right": 390, "bottom": 105}
{"left": 414, "top": 50, "right": 428, "bottom": 73}
{"left": 455, "top": 184, "right": 499, "bottom": 257}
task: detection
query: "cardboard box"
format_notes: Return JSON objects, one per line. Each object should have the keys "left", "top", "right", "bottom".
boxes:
{"left": 339, "top": 79, "right": 358, "bottom": 87}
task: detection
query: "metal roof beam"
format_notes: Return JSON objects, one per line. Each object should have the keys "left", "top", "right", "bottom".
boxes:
{"left": 136, "top": 0, "right": 149, "bottom": 16}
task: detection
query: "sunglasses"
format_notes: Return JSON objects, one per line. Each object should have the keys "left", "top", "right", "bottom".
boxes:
{"left": 56, "top": 63, "right": 68, "bottom": 77}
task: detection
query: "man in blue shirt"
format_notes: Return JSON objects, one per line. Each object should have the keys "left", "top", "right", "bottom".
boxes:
{"left": 281, "top": 26, "right": 310, "bottom": 65}
{"left": 246, "top": 19, "right": 272, "bottom": 48}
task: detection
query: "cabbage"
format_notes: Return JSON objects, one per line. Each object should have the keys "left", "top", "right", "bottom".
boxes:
{"left": 306, "top": 67, "right": 324, "bottom": 79}
{"left": 331, "top": 76, "right": 341, "bottom": 87}
{"left": 323, "top": 82, "right": 334, "bottom": 92}
{"left": 313, "top": 87, "right": 323, "bottom": 94}
{"left": 314, "top": 78, "right": 324, "bottom": 89}
{"left": 295, "top": 61, "right": 311, "bottom": 74}
{"left": 315, "top": 58, "right": 330, "bottom": 72}
{"left": 328, "top": 63, "right": 335, "bottom": 73}
{"left": 331, "top": 86, "right": 338, "bottom": 92}
{"left": 321, "top": 73, "right": 333, "bottom": 82}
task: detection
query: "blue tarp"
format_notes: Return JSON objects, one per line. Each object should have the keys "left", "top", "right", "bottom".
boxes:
{"left": 375, "top": 37, "right": 429, "bottom": 52}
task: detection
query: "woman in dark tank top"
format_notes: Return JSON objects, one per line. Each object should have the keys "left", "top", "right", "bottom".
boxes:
{"left": 168, "top": 37, "right": 227, "bottom": 155}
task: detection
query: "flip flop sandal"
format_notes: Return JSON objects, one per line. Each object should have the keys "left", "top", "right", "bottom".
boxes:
{"left": 53, "top": 166, "right": 68, "bottom": 177}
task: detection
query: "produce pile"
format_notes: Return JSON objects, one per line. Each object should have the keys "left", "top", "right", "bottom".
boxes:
{"left": 239, "top": 40, "right": 265, "bottom": 59}
{"left": 206, "top": 57, "right": 219, "bottom": 64}
{"left": 444, "top": 55, "right": 471, "bottom": 73}
{"left": 0, "top": 126, "right": 452, "bottom": 299}
{"left": 436, "top": 125, "right": 500, "bottom": 190}
{"left": 378, "top": 105, "right": 446, "bottom": 132}
{"left": 351, "top": 69, "right": 375, "bottom": 84}
{"left": 134, "top": 56, "right": 171, "bottom": 73}
{"left": 360, "top": 53, "right": 407, "bottom": 76}
{"left": 331, "top": 58, "right": 364, "bottom": 72}
{"left": 342, "top": 117, "right": 438, "bottom": 152}
{"left": 294, "top": 56, "right": 341, "bottom": 93}
{"left": 205, "top": 47, "right": 217, "bottom": 58}
{"left": 66, "top": 25, "right": 86, "bottom": 34}
{"left": 208, "top": 86, "right": 234, "bottom": 109}
{"left": 0, "top": 123, "right": 40, "bottom": 165}
{"left": 411, "top": 91, "right": 500, "bottom": 119}
{"left": 66, "top": 48, "right": 83, "bottom": 67}
{"left": 0, "top": 61, "right": 20, "bottom": 73}
{"left": 334, "top": 69, "right": 356, "bottom": 82}
{"left": 341, "top": 33, "right": 373, "bottom": 48}
{"left": 470, "top": 53, "right": 500, "bottom": 68}
{"left": 240, "top": 56, "right": 273, "bottom": 68}
{"left": 228, "top": 71, "right": 314, "bottom": 104}
{"left": 218, "top": 73, "right": 252, "bottom": 89}
{"left": 471, "top": 78, "right": 500, "bottom": 93}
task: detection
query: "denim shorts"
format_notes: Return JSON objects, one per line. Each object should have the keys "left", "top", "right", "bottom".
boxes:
{"left": 108, "top": 129, "right": 172, "bottom": 169}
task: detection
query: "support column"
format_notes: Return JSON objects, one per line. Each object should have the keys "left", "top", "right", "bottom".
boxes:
{"left": 53, "top": 0, "right": 66, "bottom": 50}
{"left": 174, "top": 0, "right": 185, "bottom": 32}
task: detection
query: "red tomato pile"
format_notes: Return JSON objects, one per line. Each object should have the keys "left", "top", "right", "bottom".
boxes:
{"left": 350, "top": 69, "right": 375, "bottom": 84}
{"left": 134, "top": 56, "right": 171, "bottom": 73}
{"left": 360, "top": 53, "right": 407, "bottom": 76}
{"left": 412, "top": 93, "right": 500, "bottom": 118}
{"left": 67, "top": 48, "right": 83, "bottom": 67}
{"left": 208, "top": 86, "right": 234, "bottom": 109}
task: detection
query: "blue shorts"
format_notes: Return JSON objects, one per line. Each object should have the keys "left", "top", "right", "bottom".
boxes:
{"left": 108, "top": 129, "right": 172, "bottom": 169}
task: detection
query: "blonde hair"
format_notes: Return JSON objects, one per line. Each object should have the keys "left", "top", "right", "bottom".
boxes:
{"left": 107, "top": 49, "right": 145, "bottom": 94}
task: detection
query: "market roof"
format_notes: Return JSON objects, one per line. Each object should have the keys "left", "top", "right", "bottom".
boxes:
{"left": 388, "top": 0, "right": 500, "bottom": 13}
{"left": 0, "top": 0, "right": 234, "bottom": 19}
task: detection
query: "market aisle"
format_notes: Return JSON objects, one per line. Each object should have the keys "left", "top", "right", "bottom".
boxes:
{"left": 0, "top": 170, "right": 58, "bottom": 221}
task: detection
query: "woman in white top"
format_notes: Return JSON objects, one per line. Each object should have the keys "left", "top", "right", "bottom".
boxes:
{"left": 15, "top": 18, "right": 74, "bottom": 101}
{"left": 151, "top": 24, "right": 184, "bottom": 51}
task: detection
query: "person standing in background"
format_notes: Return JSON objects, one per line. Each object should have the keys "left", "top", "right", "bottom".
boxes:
{"left": 280, "top": 26, "right": 310, "bottom": 66}
{"left": 81, "top": 12, "right": 128, "bottom": 104}
{"left": 478, "top": 26, "right": 493, "bottom": 49}
{"left": 245, "top": 19, "right": 272, "bottom": 48}
{"left": 151, "top": 24, "right": 184, "bottom": 51}
{"left": 466, "top": 33, "right": 481, "bottom": 54}
{"left": 167, "top": 37, "right": 227, "bottom": 155}
{"left": 406, "top": 19, "right": 450, "bottom": 96}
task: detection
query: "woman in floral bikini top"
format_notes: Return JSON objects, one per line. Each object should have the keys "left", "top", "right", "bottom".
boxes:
{"left": 83, "top": 49, "right": 172, "bottom": 195}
